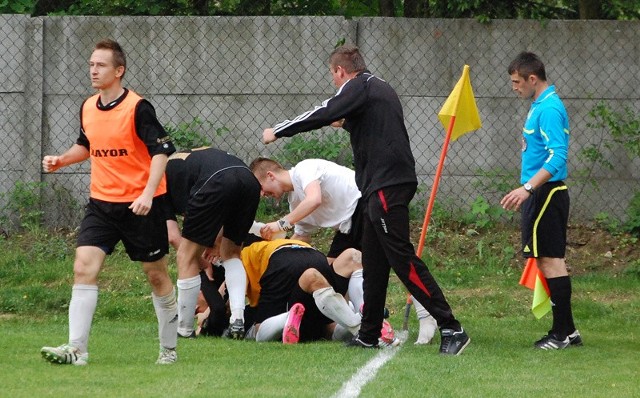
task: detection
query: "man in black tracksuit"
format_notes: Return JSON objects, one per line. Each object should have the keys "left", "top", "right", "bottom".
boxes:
{"left": 262, "top": 45, "right": 470, "bottom": 355}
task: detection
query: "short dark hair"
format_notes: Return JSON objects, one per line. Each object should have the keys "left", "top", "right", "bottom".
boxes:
{"left": 508, "top": 51, "right": 546, "bottom": 81}
{"left": 329, "top": 45, "right": 367, "bottom": 74}
{"left": 94, "top": 39, "right": 127, "bottom": 79}
{"left": 249, "top": 157, "right": 284, "bottom": 179}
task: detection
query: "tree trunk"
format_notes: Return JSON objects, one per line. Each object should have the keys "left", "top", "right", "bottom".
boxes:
{"left": 379, "top": 0, "right": 395, "bottom": 17}
{"left": 34, "top": 0, "right": 75, "bottom": 16}
{"left": 578, "top": 0, "right": 602, "bottom": 19}
{"left": 192, "top": 0, "right": 209, "bottom": 16}
{"left": 404, "top": 0, "right": 417, "bottom": 17}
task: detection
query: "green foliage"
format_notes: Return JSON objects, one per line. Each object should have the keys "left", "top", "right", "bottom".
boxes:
{"left": 0, "top": 0, "right": 35, "bottom": 14}
{"left": 65, "top": 0, "right": 196, "bottom": 16}
{"left": 275, "top": 130, "right": 353, "bottom": 168}
{"left": 474, "top": 167, "right": 518, "bottom": 193}
{"left": 462, "top": 195, "right": 507, "bottom": 230}
{"left": 254, "top": 197, "right": 288, "bottom": 221}
{"left": 6, "top": 0, "right": 640, "bottom": 19}
{"left": 0, "top": 181, "right": 46, "bottom": 232}
{"left": 624, "top": 191, "right": 640, "bottom": 237}
{"left": 164, "top": 117, "right": 231, "bottom": 151}
{"left": 593, "top": 212, "right": 622, "bottom": 233}
{"left": 623, "top": 259, "right": 640, "bottom": 278}
{"left": 582, "top": 101, "right": 640, "bottom": 167}
{"left": 581, "top": 101, "right": 640, "bottom": 227}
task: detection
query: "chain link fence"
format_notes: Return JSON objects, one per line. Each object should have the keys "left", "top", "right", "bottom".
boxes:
{"left": 1, "top": 15, "right": 639, "bottom": 232}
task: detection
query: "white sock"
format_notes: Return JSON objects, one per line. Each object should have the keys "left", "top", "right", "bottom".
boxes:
{"left": 347, "top": 269, "right": 364, "bottom": 313}
{"left": 152, "top": 288, "right": 178, "bottom": 350}
{"left": 222, "top": 258, "right": 246, "bottom": 322}
{"left": 413, "top": 296, "right": 438, "bottom": 345}
{"left": 68, "top": 284, "right": 98, "bottom": 354}
{"left": 313, "top": 287, "right": 360, "bottom": 334}
{"left": 331, "top": 323, "right": 356, "bottom": 341}
{"left": 177, "top": 275, "right": 200, "bottom": 336}
{"left": 255, "top": 312, "right": 288, "bottom": 342}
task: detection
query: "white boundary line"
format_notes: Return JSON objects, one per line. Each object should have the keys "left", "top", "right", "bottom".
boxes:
{"left": 331, "top": 331, "right": 408, "bottom": 398}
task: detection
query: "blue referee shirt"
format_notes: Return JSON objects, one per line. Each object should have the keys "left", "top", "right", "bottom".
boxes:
{"left": 520, "top": 85, "right": 570, "bottom": 184}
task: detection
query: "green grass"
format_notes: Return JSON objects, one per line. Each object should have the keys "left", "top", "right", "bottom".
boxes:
{"left": 1, "top": 230, "right": 639, "bottom": 397}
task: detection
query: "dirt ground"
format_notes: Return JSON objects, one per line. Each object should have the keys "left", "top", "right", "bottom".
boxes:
{"left": 565, "top": 224, "right": 640, "bottom": 275}
{"left": 409, "top": 221, "right": 640, "bottom": 277}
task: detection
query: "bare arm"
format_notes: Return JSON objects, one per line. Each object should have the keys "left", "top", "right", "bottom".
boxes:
{"left": 287, "top": 180, "right": 322, "bottom": 225}
{"left": 129, "top": 153, "right": 168, "bottom": 216}
{"left": 42, "top": 144, "right": 90, "bottom": 172}
{"left": 261, "top": 180, "right": 322, "bottom": 239}
{"left": 500, "top": 169, "right": 552, "bottom": 211}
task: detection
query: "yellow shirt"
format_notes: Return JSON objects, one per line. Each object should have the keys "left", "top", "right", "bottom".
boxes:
{"left": 240, "top": 239, "right": 310, "bottom": 307}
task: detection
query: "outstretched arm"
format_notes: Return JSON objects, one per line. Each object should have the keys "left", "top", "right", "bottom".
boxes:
{"left": 42, "top": 144, "right": 90, "bottom": 172}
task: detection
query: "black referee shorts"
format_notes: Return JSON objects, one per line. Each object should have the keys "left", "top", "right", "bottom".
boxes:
{"left": 521, "top": 181, "right": 569, "bottom": 258}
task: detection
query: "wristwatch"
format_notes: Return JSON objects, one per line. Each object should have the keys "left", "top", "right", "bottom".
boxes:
{"left": 523, "top": 183, "right": 534, "bottom": 195}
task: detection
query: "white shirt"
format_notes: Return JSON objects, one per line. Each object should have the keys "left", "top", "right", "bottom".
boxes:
{"left": 288, "top": 159, "right": 361, "bottom": 237}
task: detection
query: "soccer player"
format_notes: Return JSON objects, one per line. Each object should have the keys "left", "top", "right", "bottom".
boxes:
{"left": 41, "top": 39, "right": 178, "bottom": 365}
{"left": 249, "top": 157, "right": 362, "bottom": 264}
{"left": 164, "top": 147, "right": 261, "bottom": 340}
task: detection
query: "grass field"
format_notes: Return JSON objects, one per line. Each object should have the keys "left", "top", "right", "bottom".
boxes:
{"left": 1, "top": 227, "right": 639, "bottom": 397}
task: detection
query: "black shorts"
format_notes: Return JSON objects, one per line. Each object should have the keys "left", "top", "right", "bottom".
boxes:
{"left": 521, "top": 181, "right": 569, "bottom": 259}
{"left": 181, "top": 166, "right": 260, "bottom": 247}
{"left": 76, "top": 196, "right": 169, "bottom": 262}
{"left": 327, "top": 198, "right": 364, "bottom": 258}
{"left": 255, "top": 246, "right": 347, "bottom": 342}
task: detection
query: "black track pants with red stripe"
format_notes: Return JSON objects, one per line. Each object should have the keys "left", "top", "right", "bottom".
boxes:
{"left": 358, "top": 183, "right": 461, "bottom": 343}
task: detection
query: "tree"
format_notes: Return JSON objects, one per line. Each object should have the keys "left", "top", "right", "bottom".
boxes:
{"left": 379, "top": 0, "right": 395, "bottom": 16}
{"left": 9, "top": 0, "right": 639, "bottom": 19}
{"left": 236, "top": 0, "right": 270, "bottom": 15}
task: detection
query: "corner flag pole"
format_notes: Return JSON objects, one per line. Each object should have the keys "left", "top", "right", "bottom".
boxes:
{"left": 403, "top": 65, "right": 482, "bottom": 331}
{"left": 416, "top": 115, "right": 456, "bottom": 258}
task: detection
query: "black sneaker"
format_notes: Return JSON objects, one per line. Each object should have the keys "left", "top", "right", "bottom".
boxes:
{"left": 567, "top": 330, "right": 583, "bottom": 347}
{"left": 224, "top": 319, "right": 245, "bottom": 340}
{"left": 344, "top": 336, "right": 379, "bottom": 349}
{"left": 439, "top": 328, "right": 470, "bottom": 355}
{"left": 534, "top": 333, "right": 570, "bottom": 350}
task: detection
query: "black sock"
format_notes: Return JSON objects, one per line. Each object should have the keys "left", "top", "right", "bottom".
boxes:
{"left": 546, "top": 276, "right": 574, "bottom": 339}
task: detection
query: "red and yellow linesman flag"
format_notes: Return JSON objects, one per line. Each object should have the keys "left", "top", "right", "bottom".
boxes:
{"left": 519, "top": 258, "right": 552, "bottom": 319}
{"left": 437, "top": 65, "right": 482, "bottom": 141}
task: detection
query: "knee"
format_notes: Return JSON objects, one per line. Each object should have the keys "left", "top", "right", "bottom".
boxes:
{"left": 72, "top": 259, "right": 99, "bottom": 284}
{"left": 333, "top": 248, "right": 362, "bottom": 277}
{"left": 299, "top": 268, "right": 329, "bottom": 293}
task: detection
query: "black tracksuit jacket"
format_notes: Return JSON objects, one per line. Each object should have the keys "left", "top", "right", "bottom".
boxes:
{"left": 273, "top": 71, "right": 418, "bottom": 199}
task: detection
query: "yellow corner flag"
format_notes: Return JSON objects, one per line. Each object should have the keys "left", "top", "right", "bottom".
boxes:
{"left": 437, "top": 65, "right": 482, "bottom": 141}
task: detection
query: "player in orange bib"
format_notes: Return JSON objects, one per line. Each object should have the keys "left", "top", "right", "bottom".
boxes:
{"left": 40, "top": 39, "right": 178, "bottom": 366}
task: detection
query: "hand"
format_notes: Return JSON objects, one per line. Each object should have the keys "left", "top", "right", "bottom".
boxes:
{"left": 260, "top": 222, "right": 280, "bottom": 240}
{"left": 202, "top": 247, "right": 221, "bottom": 265}
{"left": 42, "top": 156, "right": 61, "bottom": 172}
{"left": 330, "top": 119, "right": 344, "bottom": 128}
{"left": 500, "top": 187, "right": 531, "bottom": 211}
{"left": 262, "top": 128, "right": 277, "bottom": 144}
{"left": 129, "top": 193, "right": 153, "bottom": 215}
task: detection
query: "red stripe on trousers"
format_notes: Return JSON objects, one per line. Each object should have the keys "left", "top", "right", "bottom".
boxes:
{"left": 377, "top": 190, "right": 388, "bottom": 213}
{"left": 408, "top": 262, "right": 431, "bottom": 297}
